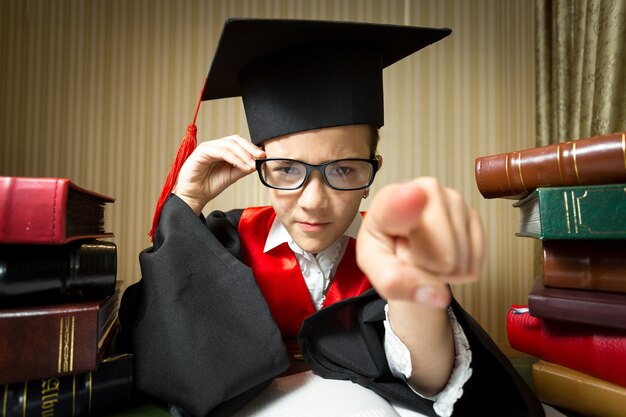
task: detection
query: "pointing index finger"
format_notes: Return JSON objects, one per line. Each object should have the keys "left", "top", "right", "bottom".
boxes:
{"left": 367, "top": 181, "right": 428, "bottom": 237}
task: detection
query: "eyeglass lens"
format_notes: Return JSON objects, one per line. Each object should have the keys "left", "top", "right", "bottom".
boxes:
{"left": 260, "top": 159, "right": 374, "bottom": 190}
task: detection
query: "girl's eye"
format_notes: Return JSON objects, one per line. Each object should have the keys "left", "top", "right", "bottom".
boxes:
{"left": 328, "top": 166, "right": 352, "bottom": 176}
{"left": 275, "top": 164, "right": 302, "bottom": 176}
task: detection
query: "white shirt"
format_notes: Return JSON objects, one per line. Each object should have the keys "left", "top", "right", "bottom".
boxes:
{"left": 263, "top": 214, "right": 473, "bottom": 417}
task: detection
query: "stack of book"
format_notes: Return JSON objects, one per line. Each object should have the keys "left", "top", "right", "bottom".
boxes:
{"left": 0, "top": 176, "right": 134, "bottom": 416}
{"left": 475, "top": 131, "right": 626, "bottom": 417}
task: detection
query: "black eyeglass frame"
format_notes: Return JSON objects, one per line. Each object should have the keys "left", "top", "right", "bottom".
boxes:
{"left": 255, "top": 158, "right": 380, "bottom": 191}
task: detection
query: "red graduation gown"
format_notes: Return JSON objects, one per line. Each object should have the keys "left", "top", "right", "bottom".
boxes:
{"left": 238, "top": 206, "right": 371, "bottom": 338}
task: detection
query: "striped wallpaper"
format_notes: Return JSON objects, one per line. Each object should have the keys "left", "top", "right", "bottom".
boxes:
{"left": 0, "top": 0, "right": 536, "bottom": 346}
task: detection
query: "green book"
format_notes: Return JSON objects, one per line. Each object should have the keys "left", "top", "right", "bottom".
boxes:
{"left": 513, "top": 183, "right": 626, "bottom": 239}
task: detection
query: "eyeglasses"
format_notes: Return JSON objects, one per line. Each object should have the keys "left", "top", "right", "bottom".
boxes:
{"left": 255, "top": 158, "right": 379, "bottom": 191}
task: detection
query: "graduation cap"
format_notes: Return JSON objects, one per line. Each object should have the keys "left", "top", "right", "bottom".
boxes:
{"left": 149, "top": 18, "right": 451, "bottom": 239}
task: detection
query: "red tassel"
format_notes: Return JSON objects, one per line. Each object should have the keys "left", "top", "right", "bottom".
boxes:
{"left": 148, "top": 124, "right": 198, "bottom": 240}
{"left": 149, "top": 82, "right": 205, "bottom": 241}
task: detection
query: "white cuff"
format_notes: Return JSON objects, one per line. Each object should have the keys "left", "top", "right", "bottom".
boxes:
{"left": 383, "top": 304, "right": 473, "bottom": 417}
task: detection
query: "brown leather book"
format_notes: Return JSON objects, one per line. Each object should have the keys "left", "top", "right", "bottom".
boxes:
{"left": 532, "top": 360, "right": 626, "bottom": 417}
{"left": 475, "top": 131, "right": 626, "bottom": 199}
{"left": 0, "top": 290, "right": 119, "bottom": 384}
{"left": 528, "top": 278, "right": 626, "bottom": 330}
{"left": 542, "top": 240, "right": 626, "bottom": 293}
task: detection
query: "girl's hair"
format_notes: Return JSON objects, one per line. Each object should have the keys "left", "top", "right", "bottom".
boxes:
{"left": 367, "top": 124, "right": 380, "bottom": 157}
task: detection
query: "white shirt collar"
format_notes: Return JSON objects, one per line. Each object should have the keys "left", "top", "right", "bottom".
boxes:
{"left": 264, "top": 211, "right": 362, "bottom": 254}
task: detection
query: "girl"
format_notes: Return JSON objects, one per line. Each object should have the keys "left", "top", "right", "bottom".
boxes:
{"left": 119, "top": 18, "right": 544, "bottom": 417}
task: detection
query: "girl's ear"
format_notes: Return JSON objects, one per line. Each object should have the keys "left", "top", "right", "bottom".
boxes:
{"left": 376, "top": 154, "right": 383, "bottom": 171}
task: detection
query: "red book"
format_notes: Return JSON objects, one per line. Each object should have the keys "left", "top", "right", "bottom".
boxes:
{"left": 507, "top": 305, "right": 626, "bottom": 388}
{"left": 474, "top": 131, "right": 626, "bottom": 199}
{"left": 0, "top": 176, "right": 114, "bottom": 244}
{"left": 542, "top": 240, "right": 626, "bottom": 294}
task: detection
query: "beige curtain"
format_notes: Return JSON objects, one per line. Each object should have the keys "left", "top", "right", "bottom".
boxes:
{"left": 535, "top": 0, "right": 626, "bottom": 145}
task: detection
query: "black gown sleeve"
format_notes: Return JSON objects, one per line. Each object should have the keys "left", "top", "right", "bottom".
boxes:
{"left": 118, "top": 195, "right": 290, "bottom": 417}
{"left": 298, "top": 289, "right": 545, "bottom": 417}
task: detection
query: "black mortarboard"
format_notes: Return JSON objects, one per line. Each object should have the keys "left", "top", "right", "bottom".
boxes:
{"left": 203, "top": 18, "right": 452, "bottom": 144}
{"left": 150, "top": 18, "right": 451, "bottom": 239}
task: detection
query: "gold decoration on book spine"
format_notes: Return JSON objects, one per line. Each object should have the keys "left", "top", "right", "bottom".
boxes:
{"left": 88, "top": 372, "right": 93, "bottom": 415}
{"left": 572, "top": 143, "right": 581, "bottom": 184}
{"left": 516, "top": 152, "right": 527, "bottom": 193}
{"left": 21, "top": 382, "right": 26, "bottom": 417}
{"left": 57, "top": 316, "right": 75, "bottom": 374}
{"left": 3, "top": 385, "right": 7, "bottom": 417}
{"left": 622, "top": 133, "right": 626, "bottom": 171}
{"left": 505, "top": 154, "right": 513, "bottom": 192}
{"left": 556, "top": 145, "right": 564, "bottom": 183}
{"left": 72, "top": 375, "right": 76, "bottom": 416}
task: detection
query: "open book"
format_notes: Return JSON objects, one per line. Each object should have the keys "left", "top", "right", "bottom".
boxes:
{"left": 231, "top": 371, "right": 424, "bottom": 417}
{"left": 231, "top": 371, "right": 569, "bottom": 417}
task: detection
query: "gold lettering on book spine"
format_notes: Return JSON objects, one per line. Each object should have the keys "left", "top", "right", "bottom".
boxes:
{"left": 571, "top": 191, "right": 579, "bottom": 233}
{"left": 563, "top": 192, "right": 571, "bottom": 234}
{"left": 41, "top": 378, "right": 60, "bottom": 417}
{"left": 575, "top": 190, "right": 588, "bottom": 232}
{"left": 573, "top": 188, "right": 624, "bottom": 236}
{"left": 58, "top": 316, "right": 76, "bottom": 374}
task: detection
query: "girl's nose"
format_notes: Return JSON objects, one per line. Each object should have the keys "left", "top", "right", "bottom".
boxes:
{"left": 297, "top": 171, "right": 329, "bottom": 210}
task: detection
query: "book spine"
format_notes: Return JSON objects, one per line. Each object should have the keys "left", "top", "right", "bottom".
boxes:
{"left": 0, "top": 241, "right": 117, "bottom": 304}
{"left": 536, "top": 184, "right": 626, "bottom": 239}
{"left": 0, "top": 177, "right": 68, "bottom": 244}
{"left": 532, "top": 360, "right": 626, "bottom": 417}
{"left": 0, "top": 302, "right": 102, "bottom": 385}
{"left": 475, "top": 131, "right": 626, "bottom": 199}
{"left": 542, "top": 240, "right": 626, "bottom": 293}
{"left": 1, "top": 354, "right": 134, "bottom": 417}
{"left": 528, "top": 278, "right": 626, "bottom": 330}
{"left": 506, "top": 307, "right": 626, "bottom": 388}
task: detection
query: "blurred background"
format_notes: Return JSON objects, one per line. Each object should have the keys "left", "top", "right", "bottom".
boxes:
{"left": 1, "top": 0, "right": 537, "bottom": 348}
